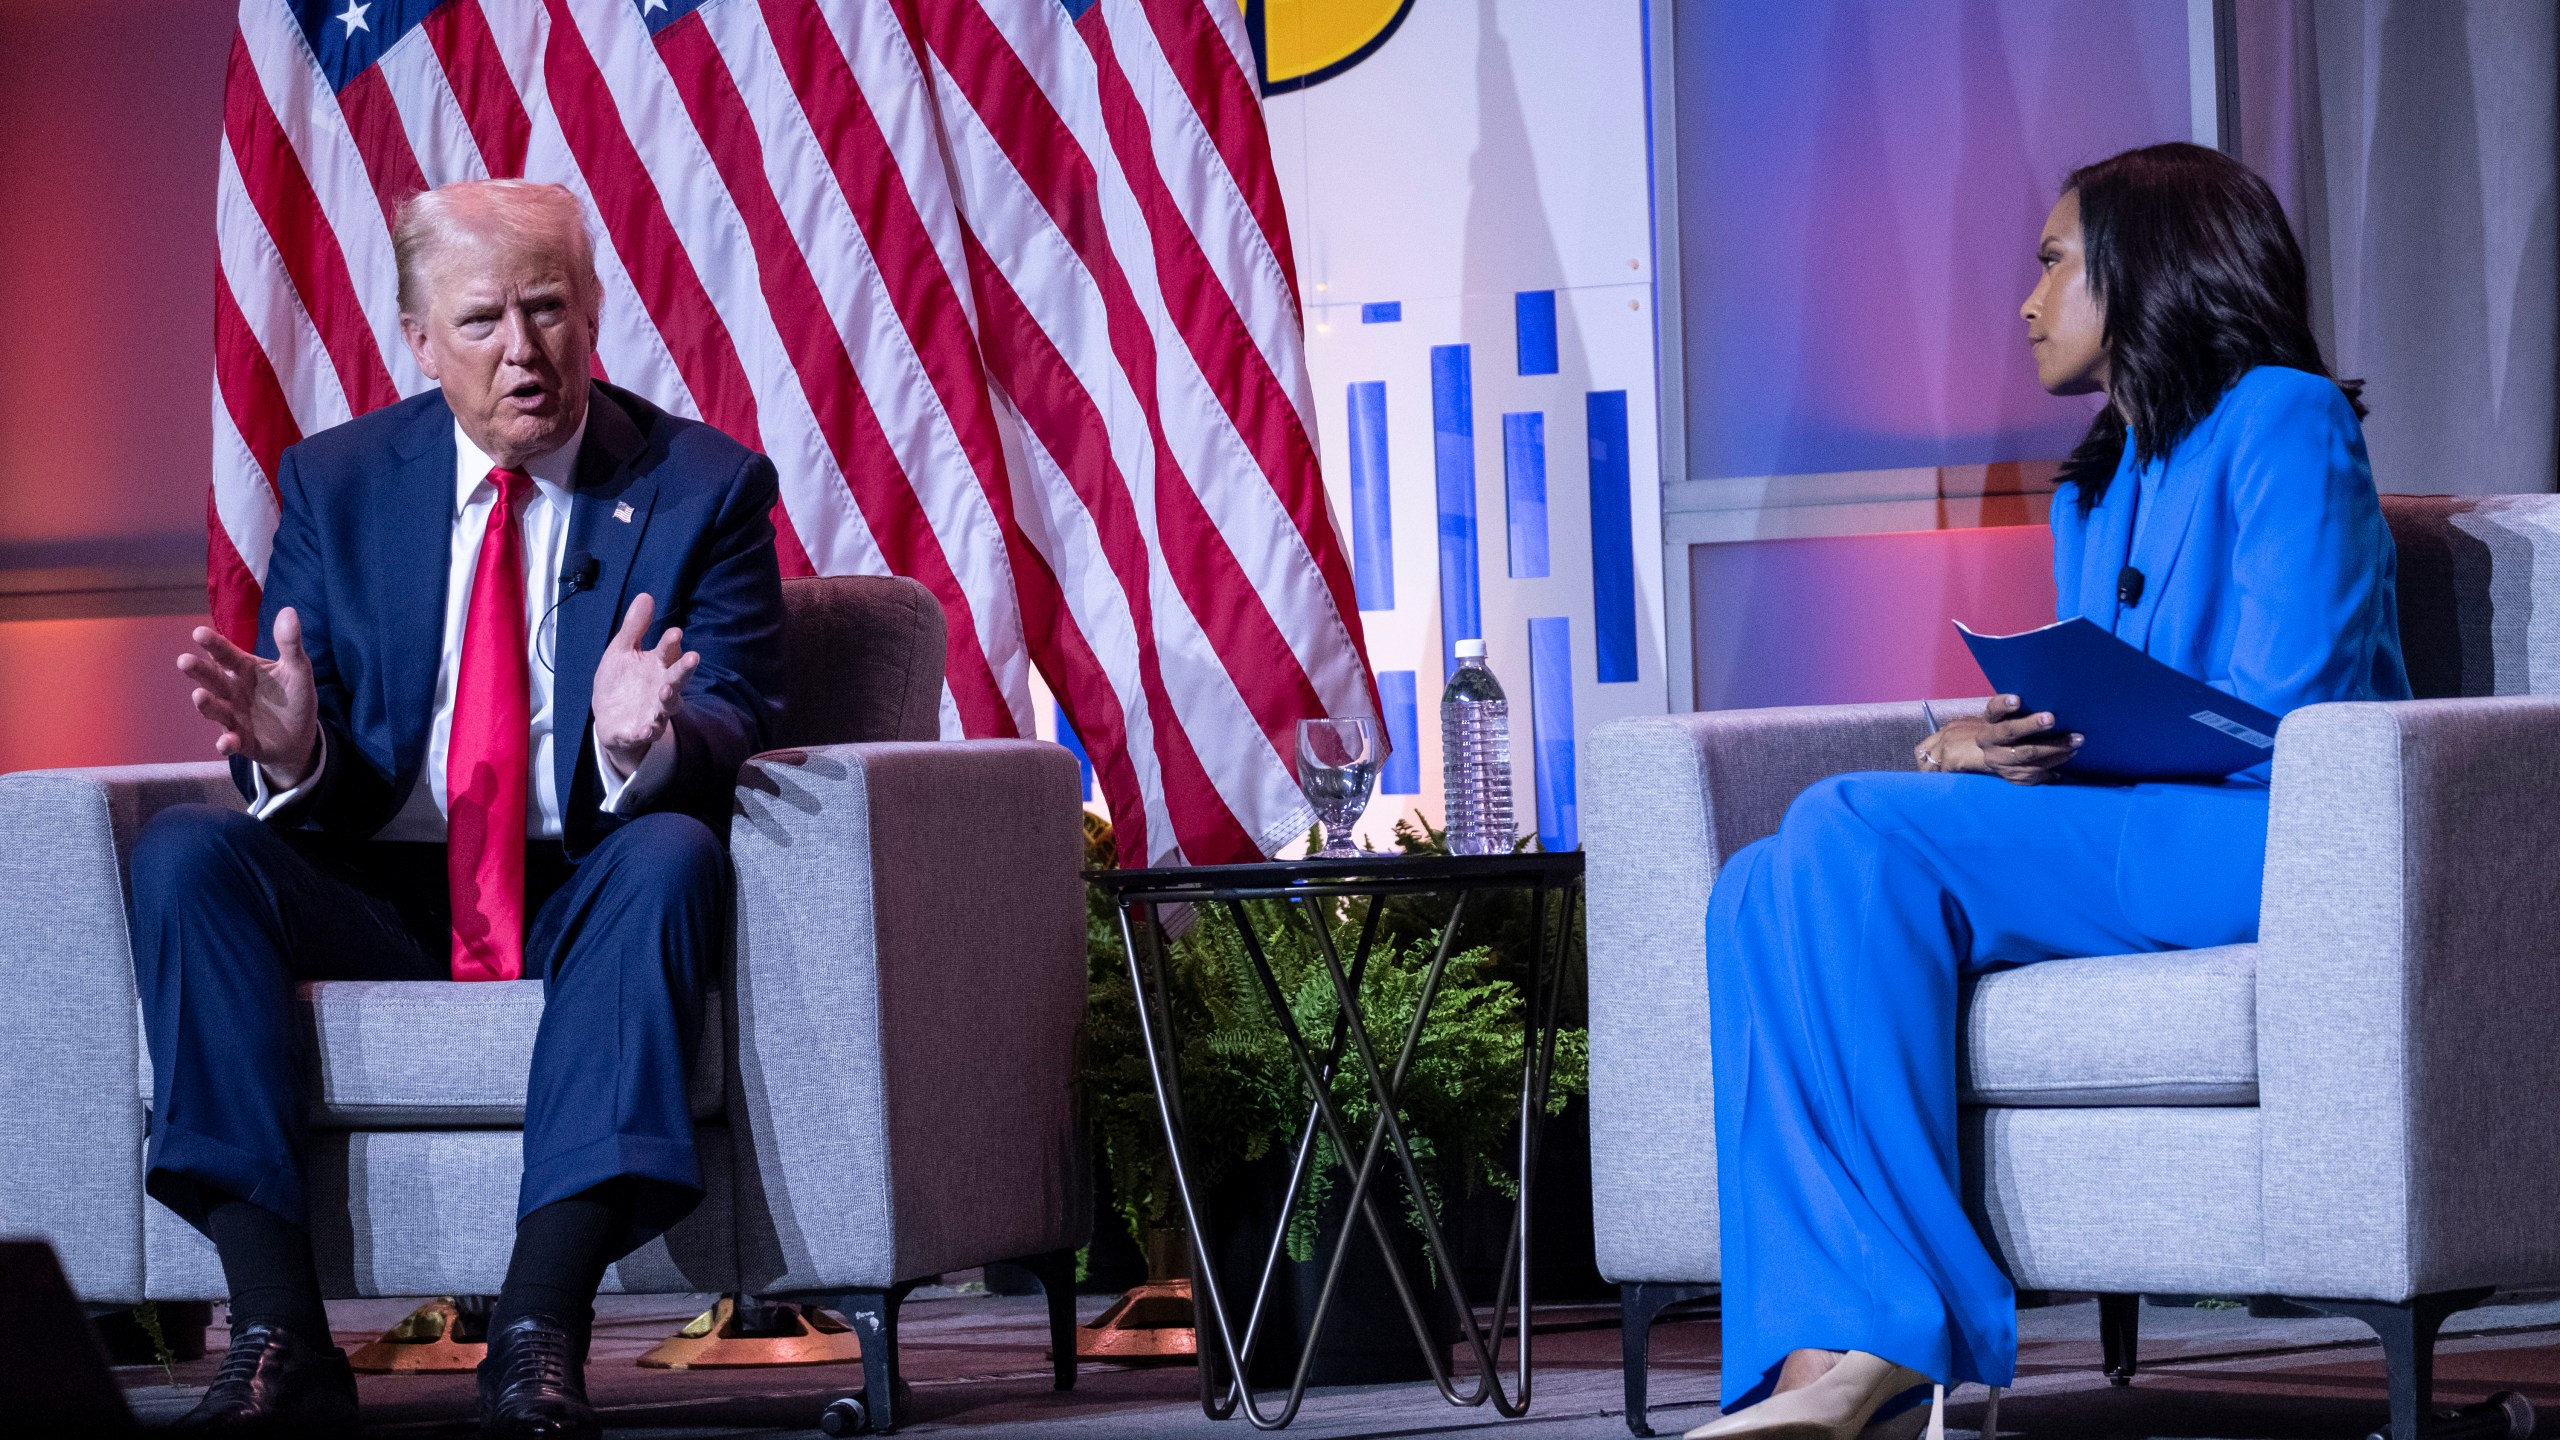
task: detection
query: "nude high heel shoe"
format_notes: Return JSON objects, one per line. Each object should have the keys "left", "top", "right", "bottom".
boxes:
{"left": 1681, "top": 1352, "right": 1936, "bottom": 1440}
{"left": 1855, "top": 1382, "right": 2003, "bottom": 1440}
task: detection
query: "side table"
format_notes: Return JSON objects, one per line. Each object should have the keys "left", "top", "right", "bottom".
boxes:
{"left": 1087, "top": 851, "right": 1584, "bottom": 1430}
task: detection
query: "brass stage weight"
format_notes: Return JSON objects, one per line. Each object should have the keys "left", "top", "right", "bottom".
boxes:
{"left": 1073, "top": 1227, "right": 1197, "bottom": 1363}
{"left": 1071, "top": 1278, "right": 1197, "bottom": 1362}
{"left": 637, "top": 1294, "right": 863, "bottom": 1369}
{"left": 346, "top": 1295, "right": 490, "bottom": 1373}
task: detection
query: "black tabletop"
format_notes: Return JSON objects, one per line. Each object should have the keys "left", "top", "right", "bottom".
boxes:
{"left": 1086, "top": 849, "right": 1582, "bottom": 903}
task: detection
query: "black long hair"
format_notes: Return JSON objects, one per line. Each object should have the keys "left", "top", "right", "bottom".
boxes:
{"left": 2056, "top": 142, "right": 2362, "bottom": 509}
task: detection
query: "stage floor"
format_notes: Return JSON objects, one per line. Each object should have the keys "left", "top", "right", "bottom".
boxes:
{"left": 117, "top": 1283, "right": 2560, "bottom": 1437}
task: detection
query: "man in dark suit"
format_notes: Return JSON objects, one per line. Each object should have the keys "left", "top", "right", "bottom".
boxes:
{"left": 136, "top": 179, "right": 782, "bottom": 1439}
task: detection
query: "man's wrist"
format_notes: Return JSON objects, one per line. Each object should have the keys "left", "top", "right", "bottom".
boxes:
{"left": 600, "top": 736, "right": 649, "bottom": 780}
{"left": 262, "top": 731, "right": 323, "bottom": 790}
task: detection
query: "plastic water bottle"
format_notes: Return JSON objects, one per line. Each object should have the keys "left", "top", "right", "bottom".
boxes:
{"left": 1440, "top": 639, "right": 1516, "bottom": 855}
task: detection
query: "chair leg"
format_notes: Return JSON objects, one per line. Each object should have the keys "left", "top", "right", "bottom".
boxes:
{"left": 2301, "top": 1288, "right": 2495, "bottom": 1440}
{"left": 2098, "top": 1293, "right": 2139, "bottom": 1386}
{"left": 1621, "top": 1282, "right": 1716, "bottom": 1437}
{"left": 1007, "top": 1248, "right": 1081, "bottom": 1392}
{"left": 823, "top": 1282, "right": 918, "bottom": 1435}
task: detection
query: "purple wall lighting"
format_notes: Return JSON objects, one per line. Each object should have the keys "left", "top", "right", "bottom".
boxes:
{"left": 1674, "top": 0, "right": 2192, "bottom": 479}
{"left": 1691, "top": 525, "right": 2059, "bottom": 712}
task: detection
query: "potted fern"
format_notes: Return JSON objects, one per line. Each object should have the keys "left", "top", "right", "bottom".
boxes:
{"left": 1080, "top": 817, "right": 1588, "bottom": 1384}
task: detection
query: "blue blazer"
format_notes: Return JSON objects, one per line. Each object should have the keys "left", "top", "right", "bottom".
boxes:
{"left": 2048, "top": 365, "right": 2409, "bottom": 944}
{"left": 241, "top": 381, "right": 787, "bottom": 859}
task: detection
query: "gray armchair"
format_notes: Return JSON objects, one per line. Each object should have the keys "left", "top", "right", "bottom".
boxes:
{"left": 0, "top": 574, "right": 1090, "bottom": 1434}
{"left": 1585, "top": 495, "right": 2560, "bottom": 1440}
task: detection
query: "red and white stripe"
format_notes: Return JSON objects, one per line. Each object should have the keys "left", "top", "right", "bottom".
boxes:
{"left": 212, "top": 0, "right": 1374, "bottom": 867}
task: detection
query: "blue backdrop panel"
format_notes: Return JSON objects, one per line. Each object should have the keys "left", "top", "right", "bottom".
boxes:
{"left": 1515, "top": 289, "right": 1560, "bottom": 375}
{"left": 1503, "top": 411, "right": 1550, "bottom": 579}
{"left": 1055, "top": 702, "right": 1095, "bottom": 802}
{"left": 1377, "top": 669, "right": 1421, "bottom": 796}
{"left": 1432, "top": 344, "right": 1483, "bottom": 674}
{"left": 1347, "top": 380, "right": 1396, "bottom": 610}
{"left": 1528, "top": 616, "right": 1579, "bottom": 851}
{"left": 1586, "top": 390, "right": 1638, "bottom": 682}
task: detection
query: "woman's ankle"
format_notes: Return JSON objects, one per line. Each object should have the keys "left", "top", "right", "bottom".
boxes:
{"left": 1773, "top": 1347, "right": 1847, "bottom": 1394}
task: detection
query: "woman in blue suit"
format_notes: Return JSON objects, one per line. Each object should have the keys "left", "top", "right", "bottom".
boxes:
{"left": 1690, "top": 143, "right": 2410, "bottom": 1440}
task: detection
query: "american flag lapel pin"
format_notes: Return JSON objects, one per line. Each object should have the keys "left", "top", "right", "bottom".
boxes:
{"left": 613, "top": 501, "right": 634, "bottom": 524}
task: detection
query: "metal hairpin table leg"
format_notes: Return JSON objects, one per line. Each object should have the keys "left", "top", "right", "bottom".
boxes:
{"left": 1216, "top": 897, "right": 1391, "bottom": 1410}
{"left": 1097, "top": 857, "right": 1584, "bottom": 1431}
{"left": 1182, "top": 892, "right": 1466, "bottom": 1425}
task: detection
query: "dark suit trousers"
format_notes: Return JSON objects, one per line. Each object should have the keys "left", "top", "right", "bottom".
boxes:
{"left": 129, "top": 804, "right": 724, "bottom": 1251}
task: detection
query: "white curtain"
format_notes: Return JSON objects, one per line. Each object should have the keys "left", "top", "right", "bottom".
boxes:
{"left": 2235, "top": 0, "right": 2557, "bottom": 496}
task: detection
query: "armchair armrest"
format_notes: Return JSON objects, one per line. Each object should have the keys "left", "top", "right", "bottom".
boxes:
{"left": 0, "top": 763, "right": 241, "bottom": 1303}
{"left": 2258, "top": 697, "right": 2560, "bottom": 1300}
{"left": 1581, "top": 702, "right": 1934, "bottom": 1284}
{"left": 726, "top": 740, "right": 1088, "bottom": 1295}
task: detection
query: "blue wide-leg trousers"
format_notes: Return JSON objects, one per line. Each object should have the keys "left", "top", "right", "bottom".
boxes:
{"left": 129, "top": 804, "right": 725, "bottom": 1250}
{"left": 1705, "top": 772, "right": 2260, "bottom": 1408}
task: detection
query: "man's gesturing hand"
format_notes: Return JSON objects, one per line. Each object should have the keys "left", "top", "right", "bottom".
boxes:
{"left": 181, "top": 608, "right": 321, "bottom": 788}
{"left": 594, "top": 594, "right": 700, "bottom": 776}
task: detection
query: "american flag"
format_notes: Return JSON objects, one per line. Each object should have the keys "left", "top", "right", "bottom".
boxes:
{"left": 211, "top": 0, "right": 1379, "bottom": 868}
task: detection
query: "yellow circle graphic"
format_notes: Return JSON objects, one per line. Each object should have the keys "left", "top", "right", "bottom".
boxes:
{"left": 1247, "top": 0, "right": 1414, "bottom": 95}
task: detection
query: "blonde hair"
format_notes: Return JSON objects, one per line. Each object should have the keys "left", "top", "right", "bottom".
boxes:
{"left": 391, "top": 180, "right": 599, "bottom": 316}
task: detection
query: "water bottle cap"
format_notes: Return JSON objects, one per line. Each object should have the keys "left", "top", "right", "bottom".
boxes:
{"left": 1453, "top": 639, "right": 1486, "bottom": 659}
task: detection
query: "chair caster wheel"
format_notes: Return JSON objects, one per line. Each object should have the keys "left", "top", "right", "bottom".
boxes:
{"left": 2465, "top": 1390, "right": 2535, "bottom": 1440}
{"left": 2108, "top": 1373, "right": 2133, "bottom": 1388}
{"left": 820, "top": 1396, "right": 870, "bottom": 1435}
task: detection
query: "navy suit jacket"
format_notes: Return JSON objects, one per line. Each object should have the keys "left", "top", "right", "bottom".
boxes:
{"left": 239, "top": 380, "right": 786, "bottom": 860}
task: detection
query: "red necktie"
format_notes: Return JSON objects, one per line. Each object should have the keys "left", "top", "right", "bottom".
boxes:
{"left": 447, "top": 466, "right": 533, "bottom": 982}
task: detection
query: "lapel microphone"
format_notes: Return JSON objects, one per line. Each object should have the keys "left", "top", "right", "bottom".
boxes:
{"left": 2117, "top": 565, "right": 2146, "bottom": 607}
{"left": 539, "top": 554, "right": 602, "bottom": 674}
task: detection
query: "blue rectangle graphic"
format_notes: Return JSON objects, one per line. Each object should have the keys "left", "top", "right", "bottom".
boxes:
{"left": 1377, "top": 670, "right": 1420, "bottom": 796}
{"left": 1360, "top": 301, "right": 1403, "bottom": 324}
{"left": 1055, "top": 703, "right": 1094, "bottom": 802}
{"left": 1502, "top": 411, "right": 1549, "bottom": 579}
{"left": 1346, "top": 381, "right": 1395, "bottom": 610}
{"left": 1586, "top": 390, "right": 1638, "bottom": 683}
{"left": 1431, "top": 345, "right": 1482, "bottom": 676}
{"left": 1528, "top": 617, "right": 1578, "bottom": 852}
{"left": 1515, "top": 290, "right": 1559, "bottom": 375}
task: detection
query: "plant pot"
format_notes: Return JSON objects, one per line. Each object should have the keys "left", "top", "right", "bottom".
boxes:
{"left": 1200, "top": 1155, "right": 1462, "bottom": 1389}
{"left": 1448, "top": 1094, "right": 1612, "bottom": 1305}
{"left": 1077, "top": 1159, "right": 1154, "bottom": 1295}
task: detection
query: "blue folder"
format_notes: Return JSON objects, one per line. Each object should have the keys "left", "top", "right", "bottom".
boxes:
{"left": 1955, "top": 617, "right": 2283, "bottom": 781}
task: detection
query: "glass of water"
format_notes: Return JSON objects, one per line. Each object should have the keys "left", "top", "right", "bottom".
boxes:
{"left": 1296, "top": 718, "right": 1378, "bottom": 860}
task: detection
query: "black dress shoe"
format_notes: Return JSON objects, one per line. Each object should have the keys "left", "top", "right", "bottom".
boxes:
{"left": 173, "top": 1320, "right": 359, "bottom": 1435}
{"left": 477, "top": 1313, "right": 600, "bottom": 1440}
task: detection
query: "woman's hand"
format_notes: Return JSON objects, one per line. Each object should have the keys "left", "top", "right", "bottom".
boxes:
{"left": 1915, "top": 694, "right": 2082, "bottom": 785}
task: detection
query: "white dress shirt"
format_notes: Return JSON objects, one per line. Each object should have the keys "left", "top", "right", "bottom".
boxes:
{"left": 252, "top": 415, "right": 674, "bottom": 838}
